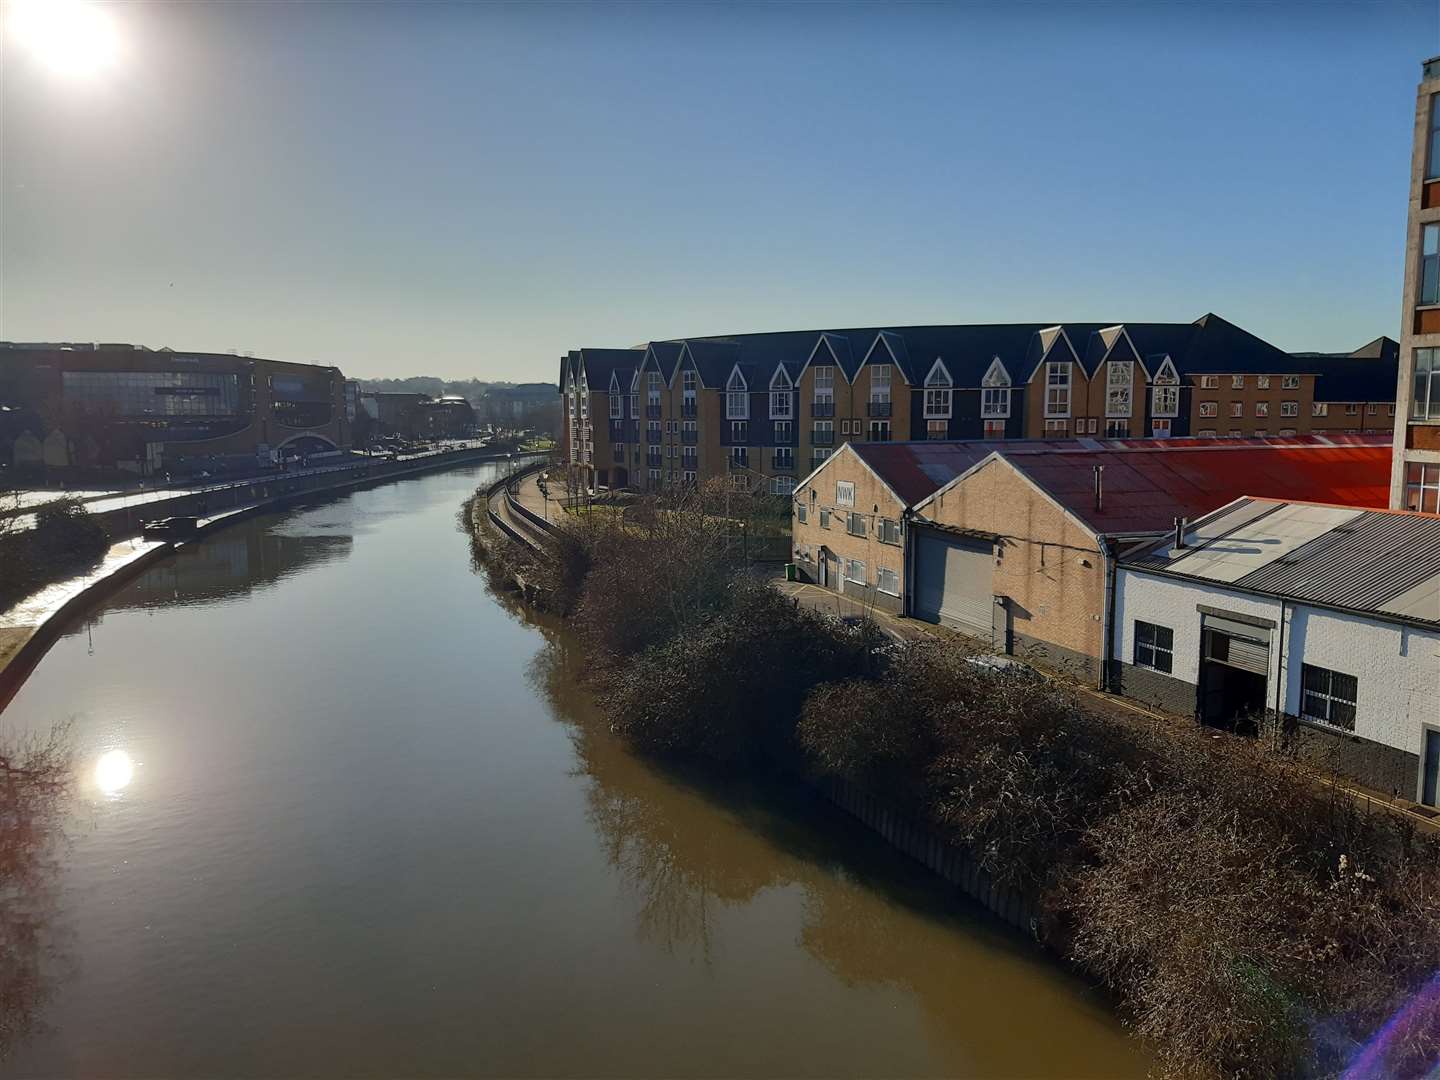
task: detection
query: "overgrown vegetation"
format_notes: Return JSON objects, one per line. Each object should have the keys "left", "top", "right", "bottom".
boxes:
{"left": 470, "top": 475, "right": 1440, "bottom": 1078}
{"left": 0, "top": 495, "right": 111, "bottom": 613}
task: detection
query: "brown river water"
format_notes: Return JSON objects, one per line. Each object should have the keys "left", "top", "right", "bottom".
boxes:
{"left": 0, "top": 461, "right": 1150, "bottom": 1078}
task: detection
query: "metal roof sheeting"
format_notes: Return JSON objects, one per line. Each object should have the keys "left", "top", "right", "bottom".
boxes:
{"left": 1124, "top": 499, "right": 1440, "bottom": 628}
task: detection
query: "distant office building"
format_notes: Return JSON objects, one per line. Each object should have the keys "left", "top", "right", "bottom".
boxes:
{"left": 417, "top": 395, "right": 477, "bottom": 439}
{"left": 361, "top": 391, "right": 428, "bottom": 439}
{"left": 0, "top": 343, "right": 350, "bottom": 475}
{"left": 479, "top": 384, "right": 558, "bottom": 432}
{"left": 1396, "top": 57, "right": 1440, "bottom": 511}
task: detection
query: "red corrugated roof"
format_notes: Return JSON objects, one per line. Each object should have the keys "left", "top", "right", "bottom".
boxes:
{"left": 1008, "top": 443, "right": 1392, "bottom": 534}
{"left": 851, "top": 435, "right": 1392, "bottom": 534}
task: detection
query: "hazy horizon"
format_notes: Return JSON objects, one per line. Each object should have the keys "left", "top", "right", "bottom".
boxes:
{"left": 3, "top": 0, "right": 1435, "bottom": 381}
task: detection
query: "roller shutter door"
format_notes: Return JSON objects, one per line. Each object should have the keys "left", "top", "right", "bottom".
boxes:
{"left": 912, "top": 530, "right": 993, "bottom": 638}
{"left": 1203, "top": 615, "right": 1271, "bottom": 675}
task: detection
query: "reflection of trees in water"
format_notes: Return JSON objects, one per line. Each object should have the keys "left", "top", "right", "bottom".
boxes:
{"left": 522, "top": 634, "right": 1147, "bottom": 1077}
{"left": 107, "top": 529, "right": 353, "bottom": 611}
{"left": 0, "top": 723, "right": 72, "bottom": 1062}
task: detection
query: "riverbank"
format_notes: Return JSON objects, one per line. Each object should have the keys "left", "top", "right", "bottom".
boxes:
{"left": 0, "top": 447, "right": 539, "bottom": 715}
{"left": 469, "top": 479, "right": 1440, "bottom": 1079}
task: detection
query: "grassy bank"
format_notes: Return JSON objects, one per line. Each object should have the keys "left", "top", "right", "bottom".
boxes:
{"left": 468, "top": 479, "right": 1440, "bottom": 1079}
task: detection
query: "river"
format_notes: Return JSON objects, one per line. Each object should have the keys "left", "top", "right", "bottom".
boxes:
{"left": 0, "top": 461, "right": 1150, "bottom": 1078}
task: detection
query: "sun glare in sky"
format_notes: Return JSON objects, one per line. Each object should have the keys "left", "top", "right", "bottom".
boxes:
{"left": 8, "top": 0, "right": 121, "bottom": 78}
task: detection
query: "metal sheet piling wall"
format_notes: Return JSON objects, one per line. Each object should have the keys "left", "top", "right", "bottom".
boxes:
{"left": 819, "top": 775, "right": 1041, "bottom": 937}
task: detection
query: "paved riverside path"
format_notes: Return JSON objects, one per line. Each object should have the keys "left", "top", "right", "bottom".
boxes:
{"left": 513, "top": 469, "right": 567, "bottom": 526}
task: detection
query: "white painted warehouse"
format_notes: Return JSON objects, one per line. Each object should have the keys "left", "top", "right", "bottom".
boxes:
{"left": 1111, "top": 498, "right": 1440, "bottom": 804}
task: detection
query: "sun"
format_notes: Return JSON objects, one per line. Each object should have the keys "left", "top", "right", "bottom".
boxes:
{"left": 7, "top": 0, "right": 120, "bottom": 79}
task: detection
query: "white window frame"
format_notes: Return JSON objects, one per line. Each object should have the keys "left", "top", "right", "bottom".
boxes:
{"left": 844, "top": 558, "right": 867, "bottom": 586}
{"left": 1105, "top": 360, "right": 1134, "bottom": 419}
{"left": 876, "top": 567, "right": 900, "bottom": 596}
{"left": 769, "top": 367, "right": 793, "bottom": 420}
{"left": 1312, "top": 402, "right": 1329, "bottom": 417}
{"left": 1199, "top": 401, "right": 1218, "bottom": 418}
{"left": 927, "top": 419, "right": 947, "bottom": 440}
{"left": 1255, "top": 401, "right": 1269, "bottom": 418}
{"left": 1280, "top": 401, "right": 1299, "bottom": 417}
{"left": 726, "top": 369, "right": 749, "bottom": 420}
{"left": 981, "top": 387, "right": 1010, "bottom": 419}
{"left": 771, "top": 475, "right": 796, "bottom": 495}
{"left": 1232, "top": 375, "right": 1245, "bottom": 389}
{"left": 835, "top": 481, "right": 855, "bottom": 507}
{"left": 1045, "top": 361, "right": 1072, "bottom": 418}
{"left": 1256, "top": 375, "right": 1271, "bottom": 389}
{"left": 609, "top": 394, "right": 623, "bottom": 419}
{"left": 1200, "top": 375, "right": 1219, "bottom": 389}
{"left": 1282, "top": 375, "right": 1300, "bottom": 389}
{"left": 983, "top": 418, "right": 1006, "bottom": 439}
{"left": 869, "top": 364, "right": 892, "bottom": 404}
{"left": 1151, "top": 418, "right": 1172, "bottom": 438}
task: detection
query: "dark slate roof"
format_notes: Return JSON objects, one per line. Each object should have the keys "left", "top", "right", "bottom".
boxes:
{"left": 564, "top": 314, "right": 1376, "bottom": 393}
{"left": 577, "top": 348, "right": 643, "bottom": 391}
{"left": 1122, "top": 499, "right": 1440, "bottom": 628}
{"left": 643, "top": 341, "right": 683, "bottom": 382}
{"left": 1289, "top": 337, "right": 1400, "bottom": 402}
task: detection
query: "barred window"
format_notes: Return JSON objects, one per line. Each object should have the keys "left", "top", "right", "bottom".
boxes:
{"left": 1134, "top": 621, "right": 1173, "bottom": 674}
{"left": 1301, "top": 664, "right": 1357, "bottom": 731}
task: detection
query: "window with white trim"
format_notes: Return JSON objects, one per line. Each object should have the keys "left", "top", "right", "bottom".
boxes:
{"left": 924, "top": 387, "right": 952, "bottom": 418}
{"left": 774, "top": 447, "right": 794, "bottom": 469}
{"left": 1045, "top": 419, "right": 1068, "bottom": 435}
{"left": 1422, "top": 224, "right": 1440, "bottom": 305}
{"left": 846, "top": 511, "right": 866, "bottom": 537}
{"left": 1045, "top": 362, "right": 1072, "bottom": 417}
{"left": 1151, "top": 418, "right": 1172, "bottom": 438}
{"left": 726, "top": 370, "right": 749, "bottom": 420}
{"left": 819, "top": 508, "right": 831, "bottom": 528}
{"left": 981, "top": 387, "right": 1010, "bottom": 418}
{"left": 1255, "top": 401, "right": 1269, "bottom": 418}
{"left": 983, "top": 419, "right": 1006, "bottom": 439}
{"left": 1405, "top": 462, "right": 1440, "bottom": 513}
{"left": 870, "top": 364, "right": 891, "bottom": 404}
{"left": 1134, "top": 621, "right": 1173, "bottom": 673}
{"left": 1280, "top": 401, "right": 1298, "bottom": 417}
{"left": 730, "top": 420, "right": 748, "bottom": 443}
{"left": 876, "top": 567, "right": 900, "bottom": 596}
{"left": 1282, "top": 375, "right": 1300, "bottom": 389}
{"left": 1230, "top": 402, "right": 1244, "bottom": 418}
{"left": 844, "top": 559, "right": 867, "bottom": 585}
{"left": 1105, "top": 420, "right": 1130, "bottom": 438}
{"left": 1232, "top": 375, "right": 1245, "bottom": 389}
{"left": 927, "top": 420, "right": 947, "bottom": 440}
{"left": 1154, "top": 386, "right": 1180, "bottom": 417}
{"left": 771, "top": 475, "right": 796, "bottom": 495}
{"left": 878, "top": 518, "right": 901, "bottom": 545}
{"left": 795, "top": 502, "right": 808, "bottom": 524}
{"left": 769, "top": 367, "right": 793, "bottom": 419}
{"left": 1256, "top": 375, "right": 1271, "bottom": 389}
{"left": 1313, "top": 402, "right": 1329, "bottom": 417}
{"left": 813, "top": 365, "right": 834, "bottom": 408}
{"left": 774, "top": 420, "right": 792, "bottom": 444}
{"left": 1106, "top": 361, "right": 1133, "bottom": 417}
{"left": 835, "top": 481, "right": 855, "bottom": 507}
{"left": 1200, "top": 375, "right": 1219, "bottom": 388}
{"left": 868, "top": 420, "right": 891, "bottom": 442}
{"left": 609, "top": 394, "right": 623, "bottom": 419}
{"left": 730, "top": 446, "right": 748, "bottom": 467}
{"left": 682, "top": 370, "right": 696, "bottom": 393}
{"left": 1301, "top": 664, "right": 1357, "bottom": 731}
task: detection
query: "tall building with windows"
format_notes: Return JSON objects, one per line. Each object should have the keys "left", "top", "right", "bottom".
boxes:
{"left": 1396, "top": 58, "right": 1440, "bottom": 512}
{"left": 558, "top": 315, "right": 1396, "bottom": 495}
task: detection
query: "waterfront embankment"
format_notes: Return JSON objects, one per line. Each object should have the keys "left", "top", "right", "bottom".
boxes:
{"left": 0, "top": 446, "right": 539, "bottom": 714}
{"left": 469, "top": 477, "right": 1440, "bottom": 1080}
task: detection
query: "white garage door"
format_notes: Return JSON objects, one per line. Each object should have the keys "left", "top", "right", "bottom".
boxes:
{"left": 912, "top": 529, "right": 994, "bottom": 638}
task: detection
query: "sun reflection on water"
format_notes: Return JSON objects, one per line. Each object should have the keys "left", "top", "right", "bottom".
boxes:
{"left": 94, "top": 749, "right": 134, "bottom": 795}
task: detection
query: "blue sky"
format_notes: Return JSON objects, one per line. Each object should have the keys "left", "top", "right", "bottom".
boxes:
{"left": 2, "top": 0, "right": 1436, "bottom": 380}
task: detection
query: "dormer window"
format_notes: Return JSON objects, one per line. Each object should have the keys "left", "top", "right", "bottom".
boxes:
{"left": 981, "top": 357, "right": 1011, "bottom": 419}
{"left": 609, "top": 394, "right": 623, "bottom": 419}
{"left": 1152, "top": 358, "right": 1180, "bottom": 418}
{"left": 924, "top": 359, "right": 952, "bottom": 419}
{"left": 870, "top": 364, "right": 891, "bottom": 404}
{"left": 726, "top": 368, "right": 749, "bottom": 420}
{"left": 769, "top": 367, "right": 793, "bottom": 420}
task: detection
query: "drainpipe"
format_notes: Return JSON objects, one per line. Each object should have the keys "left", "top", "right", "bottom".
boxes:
{"left": 901, "top": 507, "right": 915, "bottom": 618}
{"left": 1272, "top": 598, "right": 1288, "bottom": 746}
{"left": 1101, "top": 536, "right": 1116, "bottom": 692}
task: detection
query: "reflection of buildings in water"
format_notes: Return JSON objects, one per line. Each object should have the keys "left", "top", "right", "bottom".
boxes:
{"left": 110, "top": 529, "right": 353, "bottom": 610}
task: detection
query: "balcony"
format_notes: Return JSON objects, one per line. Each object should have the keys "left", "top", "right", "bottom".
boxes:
{"left": 646, "top": 430, "right": 662, "bottom": 445}
{"left": 646, "top": 404, "right": 662, "bottom": 419}
{"left": 681, "top": 430, "right": 698, "bottom": 445}
{"left": 866, "top": 400, "right": 892, "bottom": 418}
{"left": 811, "top": 430, "right": 835, "bottom": 447}
{"left": 811, "top": 401, "right": 835, "bottom": 418}
{"left": 646, "top": 453, "right": 662, "bottom": 468}
{"left": 681, "top": 399, "right": 698, "bottom": 418}
{"left": 682, "top": 456, "right": 698, "bottom": 471}
{"left": 772, "top": 455, "right": 795, "bottom": 472}
{"left": 728, "top": 456, "right": 750, "bottom": 471}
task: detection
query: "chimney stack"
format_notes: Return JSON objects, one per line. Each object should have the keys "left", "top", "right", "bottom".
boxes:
{"left": 1174, "top": 517, "right": 1187, "bottom": 550}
